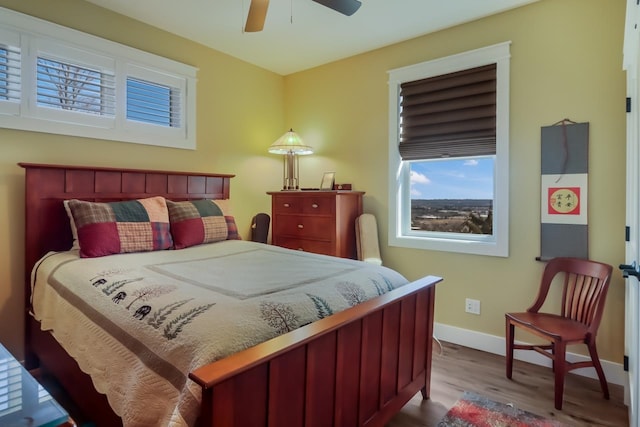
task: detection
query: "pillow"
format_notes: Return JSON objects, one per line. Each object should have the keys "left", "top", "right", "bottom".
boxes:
{"left": 166, "top": 199, "right": 237, "bottom": 249}
{"left": 225, "top": 216, "right": 242, "bottom": 240}
{"left": 63, "top": 200, "right": 80, "bottom": 250}
{"left": 66, "top": 196, "right": 173, "bottom": 258}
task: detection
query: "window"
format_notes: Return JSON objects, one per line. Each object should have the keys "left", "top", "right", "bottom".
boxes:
{"left": 0, "top": 7, "right": 197, "bottom": 149}
{"left": 36, "top": 57, "right": 114, "bottom": 116}
{"left": 126, "top": 78, "right": 178, "bottom": 127}
{"left": 0, "top": 28, "right": 20, "bottom": 116}
{"left": 388, "top": 42, "right": 510, "bottom": 257}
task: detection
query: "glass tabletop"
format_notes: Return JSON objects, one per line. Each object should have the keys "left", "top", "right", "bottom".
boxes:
{"left": 0, "top": 343, "right": 70, "bottom": 427}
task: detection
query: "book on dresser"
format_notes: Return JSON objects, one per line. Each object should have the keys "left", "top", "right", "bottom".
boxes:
{"left": 267, "top": 190, "right": 365, "bottom": 259}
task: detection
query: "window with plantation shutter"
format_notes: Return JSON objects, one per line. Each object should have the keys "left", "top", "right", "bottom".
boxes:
{"left": 399, "top": 63, "right": 496, "bottom": 160}
{"left": 0, "top": 45, "right": 19, "bottom": 102}
{"left": 0, "top": 29, "right": 21, "bottom": 116}
{"left": 37, "top": 56, "right": 116, "bottom": 117}
{"left": 127, "top": 77, "right": 181, "bottom": 128}
{"left": 0, "top": 6, "right": 197, "bottom": 149}
{"left": 388, "top": 42, "right": 510, "bottom": 257}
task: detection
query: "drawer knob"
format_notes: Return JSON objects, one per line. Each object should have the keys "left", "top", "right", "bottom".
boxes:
{"left": 283, "top": 203, "right": 290, "bottom": 208}
{"left": 297, "top": 224, "right": 304, "bottom": 229}
{"left": 311, "top": 203, "right": 319, "bottom": 209}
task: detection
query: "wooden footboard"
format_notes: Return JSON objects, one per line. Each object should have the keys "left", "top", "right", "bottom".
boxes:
{"left": 190, "top": 276, "right": 440, "bottom": 427}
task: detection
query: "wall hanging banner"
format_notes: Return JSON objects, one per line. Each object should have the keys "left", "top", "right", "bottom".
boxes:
{"left": 539, "top": 120, "right": 589, "bottom": 260}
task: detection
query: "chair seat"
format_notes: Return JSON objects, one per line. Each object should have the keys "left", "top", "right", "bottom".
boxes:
{"left": 506, "top": 311, "right": 588, "bottom": 342}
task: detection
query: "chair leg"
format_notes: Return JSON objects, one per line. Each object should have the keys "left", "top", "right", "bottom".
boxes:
{"left": 553, "top": 340, "right": 566, "bottom": 410}
{"left": 506, "top": 319, "right": 514, "bottom": 379}
{"left": 587, "top": 341, "right": 610, "bottom": 400}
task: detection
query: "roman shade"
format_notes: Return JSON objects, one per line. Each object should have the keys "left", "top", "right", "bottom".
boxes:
{"left": 399, "top": 63, "right": 496, "bottom": 160}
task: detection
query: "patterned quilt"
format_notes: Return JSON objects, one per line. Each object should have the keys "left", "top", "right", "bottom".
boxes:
{"left": 31, "top": 240, "right": 409, "bottom": 427}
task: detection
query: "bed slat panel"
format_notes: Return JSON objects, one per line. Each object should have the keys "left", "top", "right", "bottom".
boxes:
{"left": 206, "top": 176, "right": 225, "bottom": 195}
{"left": 95, "top": 171, "right": 122, "bottom": 193}
{"left": 167, "top": 174, "right": 187, "bottom": 193}
{"left": 188, "top": 175, "right": 206, "bottom": 194}
{"left": 145, "top": 173, "right": 168, "bottom": 193}
{"left": 380, "top": 303, "right": 401, "bottom": 406}
{"left": 122, "top": 172, "right": 146, "bottom": 193}
{"left": 268, "top": 346, "right": 306, "bottom": 426}
{"left": 414, "top": 287, "right": 435, "bottom": 395}
{"left": 398, "top": 296, "right": 417, "bottom": 390}
{"left": 334, "top": 320, "right": 362, "bottom": 427}
{"left": 359, "top": 310, "right": 383, "bottom": 425}
{"left": 306, "top": 332, "right": 337, "bottom": 427}
{"left": 210, "top": 364, "right": 268, "bottom": 426}
{"left": 66, "top": 170, "right": 95, "bottom": 193}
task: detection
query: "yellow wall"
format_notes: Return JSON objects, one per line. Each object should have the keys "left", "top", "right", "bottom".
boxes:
{"left": 284, "top": 0, "right": 627, "bottom": 363}
{"left": 0, "top": 0, "right": 628, "bottom": 367}
{"left": 0, "top": 0, "right": 286, "bottom": 356}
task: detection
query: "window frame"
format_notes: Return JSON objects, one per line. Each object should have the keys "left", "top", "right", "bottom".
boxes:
{"left": 387, "top": 42, "right": 511, "bottom": 257}
{"left": 0, "top": 7, "right": 197, "bottom": 149}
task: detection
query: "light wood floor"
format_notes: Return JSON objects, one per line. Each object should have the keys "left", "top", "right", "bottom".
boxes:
{"left": 388, "top": 341, "right": 628, "bottom": 427}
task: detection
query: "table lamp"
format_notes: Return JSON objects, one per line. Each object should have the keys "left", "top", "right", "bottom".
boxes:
{"left": 268, "top": 128, "right": 313, "bottom": 190}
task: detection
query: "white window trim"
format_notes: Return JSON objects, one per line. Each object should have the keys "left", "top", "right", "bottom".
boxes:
{"left": 387, "top": 42, "right": 511, "bottom": 257}
{"left": 0, "top": 7, "right": 197, "bottom": 150}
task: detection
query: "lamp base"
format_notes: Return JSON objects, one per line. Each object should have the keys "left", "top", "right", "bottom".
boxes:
{"left": 282, "top": 152, "right": 300, "bottom": 191}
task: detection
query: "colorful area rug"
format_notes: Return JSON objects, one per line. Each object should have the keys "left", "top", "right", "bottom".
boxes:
{"left": 438, "top": 391, "right": 567, "bottom": 427}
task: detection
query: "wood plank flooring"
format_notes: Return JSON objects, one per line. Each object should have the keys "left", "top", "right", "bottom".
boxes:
{"left": 388, "top": 341, "right": 628, "bottom": 427}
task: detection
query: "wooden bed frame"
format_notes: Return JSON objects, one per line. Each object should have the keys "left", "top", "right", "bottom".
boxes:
{"left": 20, "top": 162, "right": 441, "bottom": 427}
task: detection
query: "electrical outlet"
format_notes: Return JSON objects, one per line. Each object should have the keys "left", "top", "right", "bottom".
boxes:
{"left": 465, "top": 298, "right": 481, "bottom": 315}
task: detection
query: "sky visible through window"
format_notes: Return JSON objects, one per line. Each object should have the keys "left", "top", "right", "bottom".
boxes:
{"left": 410, "top": 157, "right": 494, "bottom": 200}
{"left": 0, "top": 47, "right": 7, "bottom": 100}
{"left": 127, "top": 78, "right": 174, "bottom": 127}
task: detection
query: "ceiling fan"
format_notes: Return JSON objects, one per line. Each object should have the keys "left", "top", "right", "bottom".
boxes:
{"left": 245, "top": 0, "right": 362, "bottom": 32}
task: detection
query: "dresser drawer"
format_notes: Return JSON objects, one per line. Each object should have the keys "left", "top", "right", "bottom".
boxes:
{"left": 276, "top": 237, "right": 334, "bottom": 255}
{"left": 273, "top": 215, "right": 334, "bottom": 240}
{"left": 272, "top": 195, "right": 334, "bottom": 215}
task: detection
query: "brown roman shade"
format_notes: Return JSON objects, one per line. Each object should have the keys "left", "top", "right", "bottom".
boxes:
{"left": 399, "top": 63, "right": 497, "bottom": 160}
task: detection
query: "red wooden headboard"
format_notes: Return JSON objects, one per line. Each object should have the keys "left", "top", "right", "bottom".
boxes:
{"left": 19, "top": 162, "right": 234, "bottom": 308}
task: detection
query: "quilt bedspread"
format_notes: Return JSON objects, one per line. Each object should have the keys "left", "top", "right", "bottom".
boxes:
{"left": 30, "top": 240, "right": 409, "bottom": 427}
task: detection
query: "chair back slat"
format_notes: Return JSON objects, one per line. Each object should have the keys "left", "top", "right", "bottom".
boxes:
{"left": 554, "top": 259, "right": 612, "bottom": 330}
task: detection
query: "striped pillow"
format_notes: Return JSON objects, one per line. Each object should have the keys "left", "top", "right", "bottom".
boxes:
{"left": 67, "top": 196, "right": 172, "bottom": 258}
{"left": 167, "top": 199, "right": 231, "bottom": 249}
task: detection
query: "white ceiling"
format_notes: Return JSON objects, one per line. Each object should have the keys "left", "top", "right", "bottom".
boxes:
{"left": 84, "top": 0, "right": 538, "bottom": 75}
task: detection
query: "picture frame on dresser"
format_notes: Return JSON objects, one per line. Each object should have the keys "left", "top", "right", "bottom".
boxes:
{"left": 320, "top": 171, "right": 335, "bottom": 190}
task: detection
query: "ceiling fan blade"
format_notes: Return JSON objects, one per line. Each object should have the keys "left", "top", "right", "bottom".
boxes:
{"left": 245, "top": 0, "right": 270, "bottom": 32}
{"left": 312, "top": 0, "right": 362, "bottom": 16}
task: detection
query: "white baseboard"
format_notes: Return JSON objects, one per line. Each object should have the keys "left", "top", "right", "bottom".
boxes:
{"left": 434, "top": 322, "right": 626, "bottom": 387}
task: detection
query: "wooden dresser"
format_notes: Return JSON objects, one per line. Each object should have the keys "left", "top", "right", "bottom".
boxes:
{"left": 267, "top": 190, "right": 365, "bottom": 259}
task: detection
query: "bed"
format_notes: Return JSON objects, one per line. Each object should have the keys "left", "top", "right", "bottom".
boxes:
{"left": 20, "top": 162, "right": 442, "bottom": 427}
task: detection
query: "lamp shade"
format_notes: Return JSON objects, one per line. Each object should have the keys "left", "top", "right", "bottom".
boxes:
{"left": 268, "top": 129, "right": 313, "bottom": 155}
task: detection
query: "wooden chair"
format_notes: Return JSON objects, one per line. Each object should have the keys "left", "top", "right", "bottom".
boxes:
{"left": 505, "top": 257, "right": 613, "bottom": 410}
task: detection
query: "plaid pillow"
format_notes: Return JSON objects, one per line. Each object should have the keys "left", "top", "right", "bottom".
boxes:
{"left": 67, "top": 196, "right": 173, "bottom": 258}
{"left": 225, "top": 215, "right": 242, "bottom": 240}
{"left": 167, "top": 200, "right": 234, "bottom": 249}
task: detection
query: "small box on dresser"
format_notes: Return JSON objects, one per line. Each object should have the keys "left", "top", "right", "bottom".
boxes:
{"left": 267, "top": 190, "right": 365, "bottom": 259}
